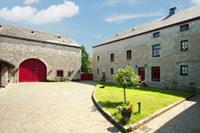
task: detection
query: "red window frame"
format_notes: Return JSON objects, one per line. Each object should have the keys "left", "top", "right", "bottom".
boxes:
{"left": 57, "top": 70, "right": 64, "bottom": 78}
{"left": 152, "top": 67, "right": 160, "bottom": 81}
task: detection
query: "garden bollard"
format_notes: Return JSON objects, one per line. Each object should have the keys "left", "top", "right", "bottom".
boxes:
{"left": 138, "top": 102, "right": 141, "bottom": 113}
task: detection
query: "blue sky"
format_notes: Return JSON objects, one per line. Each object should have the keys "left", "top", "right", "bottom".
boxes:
{"left": 0, "top": 0, "right": 199, "bottom": 54}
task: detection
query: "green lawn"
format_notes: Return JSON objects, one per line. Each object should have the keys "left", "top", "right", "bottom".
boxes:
{"left": 95, "top": 84, "right": 193, "bottom": 125}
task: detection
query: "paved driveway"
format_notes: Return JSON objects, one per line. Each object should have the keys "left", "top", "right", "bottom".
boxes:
{"left": 0, "top": 82, "right": 116, "bottom": 133}
{"left": 133, "top": 94, "right": 200, "bottom": 133}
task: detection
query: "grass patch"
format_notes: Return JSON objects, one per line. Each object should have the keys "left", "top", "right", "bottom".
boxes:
{"left": 95, "top": 84, "right": 193, "bottom": 125}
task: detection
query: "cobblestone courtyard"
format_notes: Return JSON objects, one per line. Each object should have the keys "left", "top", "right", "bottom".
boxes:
{"left": 0, "top": 82, "right": 115, "bottom": 133}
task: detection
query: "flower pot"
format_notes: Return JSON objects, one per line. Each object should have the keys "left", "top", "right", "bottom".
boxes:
{"left": 121, "top": 109, "right": 132, "bottom": 122}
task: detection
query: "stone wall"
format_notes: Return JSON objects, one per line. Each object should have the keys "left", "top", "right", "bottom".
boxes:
{"left": 93, "top": 19, "right": 200, "bottom": 91}
{"left": 0, "top": 36, "right": 81, "bottom": 83}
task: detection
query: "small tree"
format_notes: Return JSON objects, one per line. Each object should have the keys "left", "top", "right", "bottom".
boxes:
{"left": 81, "top": 45, "right": 92, "bottom": 72}
{"left": 114, "top": 66, "right": 141, "bottom": 103}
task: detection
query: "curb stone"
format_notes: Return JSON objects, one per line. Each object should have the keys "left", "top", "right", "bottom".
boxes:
{"left": 92, "top": 86, "right": 195, "bottom": 133}
{"left": 92, "top": 89, "right": 126, "bottom": 133}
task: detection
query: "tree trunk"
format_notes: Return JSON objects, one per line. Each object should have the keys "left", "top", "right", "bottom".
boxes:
{"left": 123, "top": 87, "right": 126, "bottom": 103}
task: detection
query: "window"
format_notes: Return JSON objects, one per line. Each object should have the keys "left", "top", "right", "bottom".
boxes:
{"left": 152, "top": 67, "right": 160, "bottom": 81}
{"left": 110, "top": 53, "right": 114, "bottom": 62}
{"left": 180, "top": 24, "right": 189, "bottom": 32}
{"left": 57, "top": 70, "right": 64, "bottom": 77}
{"left": 97, "top": 56, "right": 99, "bottom": 62}
{"left": 180, "top": 65, "right": 188, "bottom": 76}
{"left": 127, "top": 50, "right": 132, "bottom": 60}
{"left": 181, "top": 40, "right": 188, "bottom": 51}
{"left": 152, "top": 44, "right": 160, "bottom": 57}
{"left": 110, "top": 68, "right": 114, "bottom": 75}
{"left": 153, "top": 32, "right": 160, "bottom": 38}
{"left": 97, "top": 68, "right": 99, "bottom": 74}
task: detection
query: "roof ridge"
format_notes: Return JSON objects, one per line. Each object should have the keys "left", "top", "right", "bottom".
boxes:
{"left": 98, "top": 5, "right": 200, "bottom": 47}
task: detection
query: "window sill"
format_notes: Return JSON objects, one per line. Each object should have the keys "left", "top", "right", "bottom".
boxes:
{"left": 152, "top": 80, "right": 160, "bottom": 82}
{"left": 152, "top": 56, "right": 160, "bottom": 58}
{"left": 180, "top": 74, "right": 188, "bottom": 76}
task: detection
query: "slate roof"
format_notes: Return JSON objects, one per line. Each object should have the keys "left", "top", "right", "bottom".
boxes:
{"left": 94, "top": 5, "right": 200, "bottom": 47}
{"left": 0, "top": 24, "right": 81, "bottom": 48}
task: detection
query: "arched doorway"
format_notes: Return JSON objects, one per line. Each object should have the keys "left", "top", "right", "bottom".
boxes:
{"left": 19, "top": 59, "right": 47, "bottom": 82}
{"left": 0, "top": 59, "right": 15, "bottom": 87}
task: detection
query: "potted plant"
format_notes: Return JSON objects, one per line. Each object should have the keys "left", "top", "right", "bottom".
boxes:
{"left": 118, "top": 104, "right": 133, "bottom": 122}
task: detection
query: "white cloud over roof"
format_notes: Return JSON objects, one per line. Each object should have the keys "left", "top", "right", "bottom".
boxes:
{"left": 0, "top": 1, "right": 79, "bottom": 24}
{"left": 104, "top": 13, "right": 164, "bottom": 23}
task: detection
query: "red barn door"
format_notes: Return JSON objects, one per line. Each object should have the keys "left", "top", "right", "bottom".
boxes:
{"left": 19, "top": 59, "right": 47, "bottom": 82}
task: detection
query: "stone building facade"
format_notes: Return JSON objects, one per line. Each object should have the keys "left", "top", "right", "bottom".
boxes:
{"left": 0, "top": 24, "right": 81, "bottom": 87}
{"left": 93, "top": 5, "right": 200, "bottom": 91}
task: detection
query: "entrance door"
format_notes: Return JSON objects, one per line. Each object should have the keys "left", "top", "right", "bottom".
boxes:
{"left": 19, "top": 59, "right": 47, "bottom": 82}
{"left": 138, "top": 67, "right": 145, "bottom": 82}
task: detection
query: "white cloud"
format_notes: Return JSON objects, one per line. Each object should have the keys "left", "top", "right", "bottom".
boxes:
{"left": 24, "top": 0, "right": 39, "bottom": 5}
{"left": 0, "top": 6, "right": 37, "bottom": 22}
{"left": 31, "top": 1, "right": 79, "bottom": 24}
{"left": 104, "top": 13, "right": 164, "bottom": 23}
{"left": 0, "top": 1, "right": 79, "bottom": 24}
{"left": 104, "top": 0, "right": 139, "bottom": 5}
{"left": 191, "top": 0, "right": 200, "bottom": 4}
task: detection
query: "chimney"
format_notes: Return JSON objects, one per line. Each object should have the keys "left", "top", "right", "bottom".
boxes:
{"left": 169, "top": 7, "right": 176, "bottom": 16}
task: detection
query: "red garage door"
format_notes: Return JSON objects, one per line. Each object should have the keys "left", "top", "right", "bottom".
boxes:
{"left": 19, "top": 59, "right": 47, "bottom": 82}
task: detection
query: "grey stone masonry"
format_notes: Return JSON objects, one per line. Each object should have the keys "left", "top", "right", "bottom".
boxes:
{"left": 92, "top": 5, "right": 200, "bottom": 91}
{"left": 0, "top": 24, "right": 81, "bottom": 86}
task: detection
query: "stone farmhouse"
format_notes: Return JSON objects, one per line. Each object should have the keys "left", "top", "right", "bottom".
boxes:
{"left": 0, "top": 24, "right": 81, "bottom": 87}
{"left": 93, "top": 5, "right": 200, "bottom": 91}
